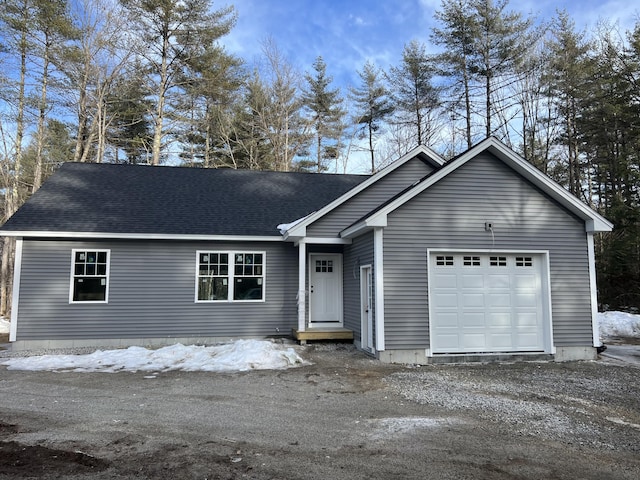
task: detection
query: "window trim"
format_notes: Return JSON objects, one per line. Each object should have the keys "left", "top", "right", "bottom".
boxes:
{"left": 69, "top": 249, "right": 111, "bottom": 304}
{"left": 195, "top": 250, "right": 266, "bottom": 303}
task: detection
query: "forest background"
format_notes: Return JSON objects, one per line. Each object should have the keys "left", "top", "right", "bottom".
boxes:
{"left": 0, "top": 0, "right": 639, "bottom": 316}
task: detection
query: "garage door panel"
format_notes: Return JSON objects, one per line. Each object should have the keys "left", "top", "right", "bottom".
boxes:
{"left": 487, "top": 293, "right": 511, "bottom": 307}
{"left": 489, "top": 312, "right": 512, "bottom": 327}
{"left": 487, "top": 274, "right": 510, "bottom": 289}
{"left": 514, "top": 312, "right": 538, "bottom": 326}
{"left": 461, "top": 333, "right": 487, "bottom": 349}
{"left": 514, "top": 274, "right": 537, "bottom": 289}
{"left": 433, "top": 292, "right": 458, "bottom": 307}
{"left": 435, "top": 333, "right": 462, "bottom": 349}
{"left": 516, "top": 332, "right": 543, "bottom": 349}
{"left": 514, "top": 292, "right": 537, "bottom": 307}
{"left": 461, "top": 274, "right": 484, "bottom": 288}
{"left": 491, "top": 333, "right": 514, "bottom": 349}
{"left": 437, "top": 274, "right": 458, "bottom": 288}
{"left": 430, "top": 253, "right": 547, "bottom": 354}
{"left": 462, "top": 293, "right": 485, "bottom": 307}
{"left": 460, "top": 312, "right": 485, "bottom": 327}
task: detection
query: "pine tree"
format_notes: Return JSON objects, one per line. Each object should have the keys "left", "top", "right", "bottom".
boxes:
{"left": 386, "top": 40, "right": 440, "bottom": 147}
{"left": 349, "top": 60, "right": 394, "bottom": 173}
{"left": 431, "top": 0, "right": 477, "bottom": 148}
{"left": 301, "top": 56, "right": 346, "bottom": 172}
{"left": 469, "top": 0, "right": 534, "bottom": 139}
{"left": 118, "top": 0, "right": 237, "bottom": 165}
{"left": 543, "top": 10, "right": 591, "bottom": 197}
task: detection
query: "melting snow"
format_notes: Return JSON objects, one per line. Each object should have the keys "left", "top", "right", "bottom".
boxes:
{"left": 1, "top": 310, "right": 639, "bottom": 373}
{"left": 0, "top": 340, "right": 308, "bottom": 373}
{"left": 599, "top": 311, "right": 640, "bottom": 340}
{"left": 0, "top": 318, "right": 10, "bottom": 334}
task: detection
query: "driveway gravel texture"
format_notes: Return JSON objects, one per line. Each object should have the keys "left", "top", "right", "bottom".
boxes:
{"left": 0, "top": 343, "right": 639, "bottom": 480}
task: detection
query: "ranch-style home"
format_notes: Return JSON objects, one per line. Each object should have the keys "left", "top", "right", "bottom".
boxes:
{"left": 0, "top": 137, "right": 612, "bottom": 363}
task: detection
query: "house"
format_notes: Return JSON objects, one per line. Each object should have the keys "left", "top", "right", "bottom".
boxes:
{"left": 0, "top": 137, "right": 612, "bottom": 362}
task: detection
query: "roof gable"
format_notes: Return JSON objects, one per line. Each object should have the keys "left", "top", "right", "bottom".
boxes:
{"left": 342, "top": 137, "right": 613, "bottom": 237}
{"left": 0, "top": 163, "right": 369, "bottom": 239}
{"left": 282, "top": 144, "right": 445, "bottom": 239}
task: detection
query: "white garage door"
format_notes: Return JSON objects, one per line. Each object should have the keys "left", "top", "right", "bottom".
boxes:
{"left": 429, "top": 253, "right": 548, "bottom": 354}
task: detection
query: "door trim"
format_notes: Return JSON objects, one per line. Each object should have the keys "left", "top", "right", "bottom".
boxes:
{"left": 360, "top": 265, "right": 374, "bottom": 353}
{"left": 308, "top": 253, "right": 343, "bottom": 327}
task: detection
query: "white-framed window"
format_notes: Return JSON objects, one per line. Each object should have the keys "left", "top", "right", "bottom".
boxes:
{"left": 70, "top": 249, "right": 110, "bottom": 303}
{"left": 196, "top": 251, "right": 265, "bottom": 302}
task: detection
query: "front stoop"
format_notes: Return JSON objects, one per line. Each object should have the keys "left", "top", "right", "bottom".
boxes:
{"left": 292, "top": 328, "right": 354, "bottom": 344}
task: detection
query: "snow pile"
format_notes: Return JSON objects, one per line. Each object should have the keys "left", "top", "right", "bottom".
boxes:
{"left": 599, "top": 311, "right": 640, "bottom": 340}
{"left": 0, "top": 318, "right": 10, "bottom": 334}
{"left": 0, "top": 339, "right": 308, "bottom": 373}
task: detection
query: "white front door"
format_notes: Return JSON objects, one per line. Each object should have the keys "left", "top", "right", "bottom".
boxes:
{"left": 360, "top": 265, "right": 374, "bottom": 352}
{"left": 309, "top": 254, "right": 343, "bottom": 326}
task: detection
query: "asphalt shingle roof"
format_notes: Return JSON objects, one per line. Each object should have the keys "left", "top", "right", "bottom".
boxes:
{"left": 1, "top": 163, "right": 369, "bottom": 237}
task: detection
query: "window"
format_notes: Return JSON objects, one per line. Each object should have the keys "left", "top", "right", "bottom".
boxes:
{"left": 490, "top": 256, "right": 507, "bottom": 267}
{"left": 516, "top": 256, "right": 533, "bottom": 267}
{"left": 197, "top": 251, "right": 264, "bottom": 302}
{"left": 71, "top": 250, "right": 109, "bottom": 302}
{"left": 436, "top": 255, "right": 454, "bottom": 266}
{"left": 463, "top": 256, "right": 480, "bottom": 266}
{"left": 315, "top": 260, "right": 333, "bottom": 273}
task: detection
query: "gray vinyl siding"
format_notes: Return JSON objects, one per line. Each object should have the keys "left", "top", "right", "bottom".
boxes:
{"left": 15, "top": 240, "right": 297, "bottom": 340}
{"left": 383, "top": 153, "right": 592, "bottom": 350}
{"left": 307, "top": 157, "right": 434, "bottom": 237}
{"left": 343, "top": 231, "right": 374, "bottom": 341}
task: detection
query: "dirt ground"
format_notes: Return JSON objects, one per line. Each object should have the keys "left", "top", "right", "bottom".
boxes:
{"left": 0, "top": 343, "right": 639, "bottom": 480}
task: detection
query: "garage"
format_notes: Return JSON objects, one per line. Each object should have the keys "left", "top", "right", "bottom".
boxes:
{"left": 428, "top": 252, "right": 550, "bottom": 354}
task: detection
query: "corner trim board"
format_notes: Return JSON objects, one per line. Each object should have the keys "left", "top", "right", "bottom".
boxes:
{"left": 374, "top": 227, "right": 385, "bottom": 351}
{"left": 587, "top": 233, "right": 601, "bottom": 347}
{"left": 9, "top": 238, "right": 22, "bottom": 342}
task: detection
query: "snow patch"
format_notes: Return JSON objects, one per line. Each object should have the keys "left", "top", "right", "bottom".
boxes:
{"left": 369, "top": 417, "right": 461, "bottom": 439}
{"left": 0, "top": 318, "right": 10, "bottom": 334}
{"left": 276, "top": 213, "right": 313, "bottom": 235}
{"left": 598, "top": 311, "right": 640, "bottom": 340}
{"left": 0, "top": 340, "right": 309, "bottom": 373}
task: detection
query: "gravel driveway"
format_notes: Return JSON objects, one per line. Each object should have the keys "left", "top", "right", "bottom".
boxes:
{"left": 0, "top": 343, "right": 639, "bottom": 479}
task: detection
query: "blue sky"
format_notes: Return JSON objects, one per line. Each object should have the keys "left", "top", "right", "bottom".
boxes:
{"left": 224, "top": 0, "right": 639, "bottom": 90}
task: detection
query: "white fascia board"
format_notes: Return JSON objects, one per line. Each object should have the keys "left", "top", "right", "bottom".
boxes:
{"left": 1, "top": 231, "right": 284, "bottom": 242}
{"left": 280, "top": 145, "right": 444, "bottom": 237}
{"left": 341, "top": 216, "right": 387, "bottom": 239}
{"left": 348, "top": 137, "right": 613, "bottom": 234}
{"left": 295, "top": 237, "right": 352, "bottom": 245}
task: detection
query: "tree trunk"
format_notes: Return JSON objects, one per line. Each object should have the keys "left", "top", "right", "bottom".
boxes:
{"left": 316, "top": 133, "right": 322, "bottom": 172}
{"left": 463, "top": 64, "right": 472, "bottom": 148}
{"left": 368, "top": 121, "right": 375, "bottom": 173}
{"left": 2, "top": 4, "right": 29, "bottom": 316}
{"left": 33, "top": 34, "right": 52, "bottom": 193}
{"left": 151, "top": 25, "right": 171, "bottom": 166}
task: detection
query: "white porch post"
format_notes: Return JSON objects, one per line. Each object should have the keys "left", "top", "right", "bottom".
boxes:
{"left": 298, "top": 240, "right": 306, "bottom": 332}
{"left": 374, "top": 227, "right": 385, "bottom": 351}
